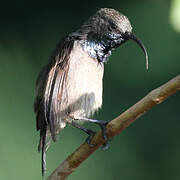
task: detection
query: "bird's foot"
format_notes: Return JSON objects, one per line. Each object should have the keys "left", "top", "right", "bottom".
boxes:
{"left": 71, "top": 122, "right": 96, "bottom": 147}
{"left": 96, "top": 120, "right": 109, "bottom": 141}
{"left": 85, "top": 129, "right": 96, "bottom": 147}
{"left": 71, "top": 117, "right": 109, "bottom": 148}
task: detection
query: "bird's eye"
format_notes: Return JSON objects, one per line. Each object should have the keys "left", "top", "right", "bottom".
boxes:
{"left": 111, "top": 23, "right": 117, "bottom": 30}
{"left": 108, "top": 21, "right": 117, "bottom": 32}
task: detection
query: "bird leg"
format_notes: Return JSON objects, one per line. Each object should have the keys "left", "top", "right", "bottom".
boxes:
{"left": 71, "top": 122, "right": 96, "bottom": 147}
{"left": 72, "top": 117, "right": 109, "bottom": 145}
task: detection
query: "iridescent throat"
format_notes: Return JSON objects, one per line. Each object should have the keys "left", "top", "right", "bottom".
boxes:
{"left": 81, "top": 33, "right": 125, "bottom": 63}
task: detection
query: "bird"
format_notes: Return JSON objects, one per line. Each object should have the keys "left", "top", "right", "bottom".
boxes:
{"left": 34, "top": 8, "right": 148, "bottom": 176}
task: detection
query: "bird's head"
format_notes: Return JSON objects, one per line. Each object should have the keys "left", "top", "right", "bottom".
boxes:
{"left": 86, "top": 8, "right": 132, "bottom": 38}
{"left": 73, "top": 8, "right": 148, "bottom": 68}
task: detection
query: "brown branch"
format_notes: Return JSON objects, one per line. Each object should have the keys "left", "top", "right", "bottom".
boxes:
{"left": 47, "top": 74, "right": 180, "bottom": 180}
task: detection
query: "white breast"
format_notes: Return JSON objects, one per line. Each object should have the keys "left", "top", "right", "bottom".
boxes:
{"left": 65, "top": 41, "right": 104, "bottom": 119}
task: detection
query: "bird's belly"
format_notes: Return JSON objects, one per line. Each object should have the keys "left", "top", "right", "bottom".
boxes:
{"left": 64, "top": 43, "right": 104, "bottom": 119}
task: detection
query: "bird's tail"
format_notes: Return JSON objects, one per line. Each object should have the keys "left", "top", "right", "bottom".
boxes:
{"left": 38, "top": 127, "right": 47, "bottom": 177}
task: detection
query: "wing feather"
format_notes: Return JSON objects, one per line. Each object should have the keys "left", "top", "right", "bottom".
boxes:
{"left": 34, "top": 36, "right": 74, "bottom": 142}
{"left": 34, "top": 36, "right": 74, "bottom": 176}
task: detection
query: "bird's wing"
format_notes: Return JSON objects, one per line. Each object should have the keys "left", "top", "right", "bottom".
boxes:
{"left": 34, "top": 37, "right": 74, "bottom": 175}
{"left": 34, "top": 37, "right": 74, "bottom": 141}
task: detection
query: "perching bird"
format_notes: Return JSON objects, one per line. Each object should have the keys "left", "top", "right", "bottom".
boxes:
{"left": 34, "top": 8, "right": 148, "bottom": 176}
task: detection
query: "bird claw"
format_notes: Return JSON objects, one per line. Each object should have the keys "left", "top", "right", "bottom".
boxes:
{"left": 101, "top": 141, "right": 109, "bottom": 150}
{"left": 85, "top": 130, "right": 96, "bottom": 147}
{"left": 98, "top": 120, "right": 109, "bottom": 141}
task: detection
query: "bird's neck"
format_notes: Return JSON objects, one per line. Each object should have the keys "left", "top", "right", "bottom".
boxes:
{"left": 81, "top": 33, "right": 114, "bottom": 63}
{"left": 70, "top": 31, "right": 126, "bottom": 63}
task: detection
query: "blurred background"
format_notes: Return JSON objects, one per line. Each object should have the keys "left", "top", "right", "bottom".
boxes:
{"left": 0, "top": 0, "right": 180, "bottom": 179}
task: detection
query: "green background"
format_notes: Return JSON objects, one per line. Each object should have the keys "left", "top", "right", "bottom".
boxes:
{"left": 1, "top": 0, "right": 180, "bottom": 179}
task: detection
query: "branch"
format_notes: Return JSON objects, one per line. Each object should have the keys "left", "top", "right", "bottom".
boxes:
{"left": 47, "top": 74, "right": 180, "bottom": 180}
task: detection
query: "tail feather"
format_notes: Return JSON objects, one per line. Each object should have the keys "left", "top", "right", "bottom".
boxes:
{"left": 42, "top": 133, "right": 47, "bottom": 177}
{"left": 38, "top": 127, "right": 47, "bottom": 177}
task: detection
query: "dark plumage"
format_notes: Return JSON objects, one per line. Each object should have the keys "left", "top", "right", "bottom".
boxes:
{"left": 34, "top": 8, "right": 148, "bottom": 176}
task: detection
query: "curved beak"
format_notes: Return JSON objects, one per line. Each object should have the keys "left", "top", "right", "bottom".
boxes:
{"left": 125, "top": 34, "right": 149, "bottom": 70}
